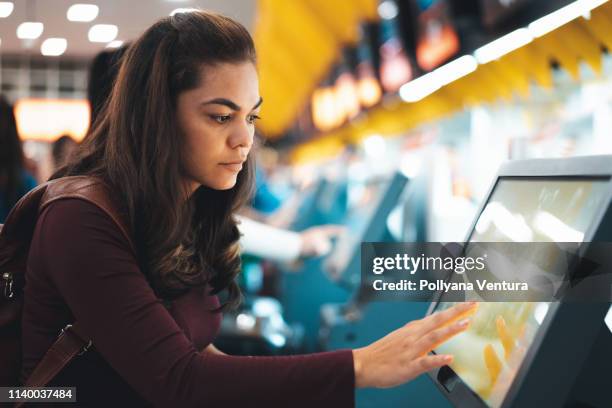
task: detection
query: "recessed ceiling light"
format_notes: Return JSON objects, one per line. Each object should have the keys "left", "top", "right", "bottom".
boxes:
{"left": 17, "top": 22, "right": 44, "bottom": 40}
{"left": 0, "top": 2, "right": 14, "bottom": 18}
{"left": 41, "top": 38, "right": 67, "bottom": 56}
{"left": 170, "top": 8, "right": 199, "bottom": 16}
{"left": 106, "top": 40, "right": 124, "bottom": 48}
{"left": 88, "top": 24, "right": 118, "bottom": 43}
{"left": 67, "top": 4, "right": 99, "bottom": 22}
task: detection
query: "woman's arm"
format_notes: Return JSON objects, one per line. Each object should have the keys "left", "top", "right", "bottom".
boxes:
{"left": 33, "top": 199, "right": 354, "bottom": 407}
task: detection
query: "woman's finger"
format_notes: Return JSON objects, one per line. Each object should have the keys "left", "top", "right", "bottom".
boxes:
{"left": 414, "top": 302, "right": 478, "bottom": 336}
{"left": 412, "top": 317, "right": 471, "bottom": 354}
{"left": 409, "top": 354, "right": 454, "bottom": 376}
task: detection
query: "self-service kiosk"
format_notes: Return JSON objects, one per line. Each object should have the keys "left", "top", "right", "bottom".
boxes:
{"left": 280, "top": 171, "right": 412, "bottom": 351}
{"left": 319, "top": 172, "right": 445, "bottom": 408}
{"left": 428, "top": 155, "right": 612, "bottom": 408}
{"left": 279, "top": 176, "right": 352, "bottom": 350}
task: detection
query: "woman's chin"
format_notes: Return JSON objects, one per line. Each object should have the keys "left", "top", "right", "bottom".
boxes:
{"left": 211, "top": 177, "right": 238, "bottom": 190}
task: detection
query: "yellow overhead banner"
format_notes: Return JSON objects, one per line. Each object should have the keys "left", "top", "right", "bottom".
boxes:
{"left": 253, "top": 0, "right": 378, "bottom": 138}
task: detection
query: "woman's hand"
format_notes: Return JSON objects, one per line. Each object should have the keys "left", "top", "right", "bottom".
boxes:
{"left": 353, "top": 302, "right": 478, "bottom": 388}
{"left": 299, "top": 225, "right": 345, "bottom": 257}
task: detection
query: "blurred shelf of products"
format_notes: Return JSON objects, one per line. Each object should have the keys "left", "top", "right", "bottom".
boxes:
{"left": 277, "top": 0, "right": 612, "bottom": 162}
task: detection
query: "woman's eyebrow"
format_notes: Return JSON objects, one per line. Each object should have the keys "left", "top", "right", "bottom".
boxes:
{"left": 202, "top": 96, "right": 263, "bottom": 111}
{"left": 202, "top": 98, "right": 241, "bottom": 111}
{"left": 252, "top": 97, "right": 263, "bottom": 110}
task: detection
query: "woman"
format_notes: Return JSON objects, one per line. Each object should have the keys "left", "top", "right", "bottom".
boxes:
{"left": 0, "top": 96, "right": 37, "bottom": 223}
{"left": 22, "top": 10, "right": 476, "bottom": 407}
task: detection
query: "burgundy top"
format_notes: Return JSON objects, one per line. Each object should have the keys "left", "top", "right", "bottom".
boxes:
{"left": 22, "top": 198, "right": 355, "bottom": 407}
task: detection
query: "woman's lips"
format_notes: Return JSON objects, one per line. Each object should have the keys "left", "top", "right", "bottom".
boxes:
{"left": 220, "top": 162, "right": 243, "bottom": 172}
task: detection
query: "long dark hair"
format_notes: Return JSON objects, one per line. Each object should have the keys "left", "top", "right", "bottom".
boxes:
{"left": 0, "top": 96, "right": 26, "bottom": 204}
{"left": 53, "top": 10, "right": 256, "bottom": 309}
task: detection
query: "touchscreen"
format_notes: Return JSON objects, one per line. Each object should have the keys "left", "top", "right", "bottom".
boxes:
{"left": 433, "top": 178, "right": 608, "bottom": 407}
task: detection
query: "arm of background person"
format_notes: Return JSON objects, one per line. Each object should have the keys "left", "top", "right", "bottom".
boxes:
{"left": 237, "top": 215, "right": 344, "bottom": 263}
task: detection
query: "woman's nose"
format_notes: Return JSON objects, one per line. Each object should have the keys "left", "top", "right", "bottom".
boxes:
{"left": 229, "top": 123, "right": 254, "bottom": 150}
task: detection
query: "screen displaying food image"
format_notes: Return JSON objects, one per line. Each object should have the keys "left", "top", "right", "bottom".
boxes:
{"left": 433, "top": 178, "right": 609, "bottom": 407}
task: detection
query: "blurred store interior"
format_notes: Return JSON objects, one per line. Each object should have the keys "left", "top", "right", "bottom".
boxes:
{"left": 2, "top": 1, "right": 612, "bottom": 407}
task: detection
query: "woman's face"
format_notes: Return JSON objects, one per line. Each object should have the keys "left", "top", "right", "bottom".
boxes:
{"left": 177, "top": 61, "right": 261, "bottom": 192}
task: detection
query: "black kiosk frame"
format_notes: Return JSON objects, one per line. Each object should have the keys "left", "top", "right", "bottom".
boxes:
{"left": 426, "top": 155, "right": 612, "bottom": 408}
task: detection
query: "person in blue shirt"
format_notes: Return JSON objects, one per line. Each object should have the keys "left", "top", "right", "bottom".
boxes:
{"left": 0, "top": 96, "right": 37, "bottom": 223}
{"left": 251, "top": 165, "right": 283, "bottom": 214}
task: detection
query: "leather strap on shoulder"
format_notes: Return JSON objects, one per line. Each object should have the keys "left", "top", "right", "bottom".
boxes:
{"left": 18, "top": 325, "right": 90, "bottom": 396}
{"left": 40, "top": 176, "right": 136, "bottom": 253}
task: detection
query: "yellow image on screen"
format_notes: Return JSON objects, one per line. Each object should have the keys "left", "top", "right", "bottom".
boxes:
{"left": 435, "top": 301, "right": 548, "bottom": 407}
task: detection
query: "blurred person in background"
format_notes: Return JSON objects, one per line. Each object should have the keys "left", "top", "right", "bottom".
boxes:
{"left": 51, "top": 135, "right": 78, "bottom": 172}
{"left": 0, "top": 96, "right": 37, "bottom": 223}
{"left": 87, "top": 46, "right": 130, "bottom": 126}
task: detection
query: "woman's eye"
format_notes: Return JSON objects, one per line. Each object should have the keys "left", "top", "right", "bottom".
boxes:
{"left": 247, "top": 114, "right": 261, "bottom": 124}
{"left": 211, "top": 115, "right": 231, "bottom": 124}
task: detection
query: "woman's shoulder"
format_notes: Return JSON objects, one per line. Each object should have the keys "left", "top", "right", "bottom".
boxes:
{"left": 42, "top": 196, "right": 112, "bottom": 219}
{"left": 37, "top": 197, "right": 134, "bottom": 254}
{"left": 38, "top": 176, "right": 135, "bottom": 252}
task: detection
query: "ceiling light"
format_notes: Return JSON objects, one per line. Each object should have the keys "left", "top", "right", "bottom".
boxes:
{"left": 528, "top": 1, "right": 586, "bottom": 37}
{"left": 398, "top": 55, "right": 478, "bottom": 103}
{"left": 378, "top": 1, "right": 398, "bottom": 20}
{"left": 399, "top": 72, "right": 440, "bottom": 103}
{"left": 0, "top": 2, "right": 13, "bottom": 18}
{"left": 16, "top": 22, "right": 44, "bottom": 40}
{"left": 474, "top": 28, "right": 532, "bottom": 64}
{"left": 170, "top": 8, "right": 199, "bottom": 16}
{"left": 67, "top": 4, "right": 99, "bottom": 22}
{"left": 434, "top": 55, "right": 478, "bottom": 86}
{"left": 587, "top": 0, "right": 610, "bottom": 9}
{"left": 105, "top": 40, "right": 124, "bottom": 48}
{"left": 41, "top": 38, "right": 67, "bottom": 56}
{"left": 88, "top": 24, "right": 118, "bottom": 43}
{"left": 528, "top": 0, "right": 608, "bottom": 38}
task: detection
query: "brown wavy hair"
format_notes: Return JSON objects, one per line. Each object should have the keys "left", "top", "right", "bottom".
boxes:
{"left": 52, "top": 10, "right": 256, "bottom": 309}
